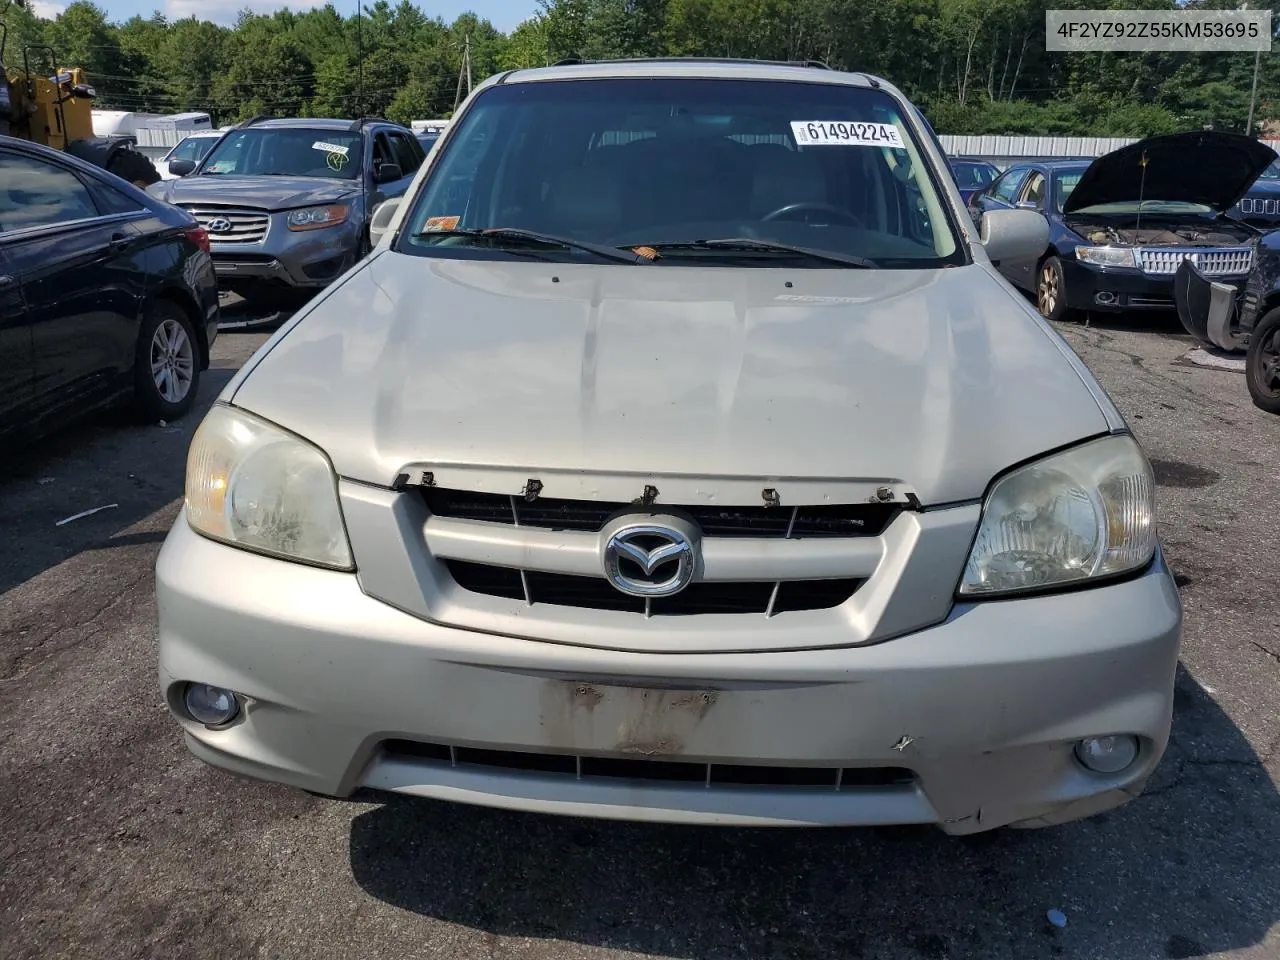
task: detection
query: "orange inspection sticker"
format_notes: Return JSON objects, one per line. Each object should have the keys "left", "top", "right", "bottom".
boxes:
{"left": 424, "top": 216, "right": 460, "bottom": 232}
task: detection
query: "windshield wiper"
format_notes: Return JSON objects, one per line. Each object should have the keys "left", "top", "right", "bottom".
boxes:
{"left": 412, "top": 227, "right": 650, "bottom": 265}
{"left": 641, "top": 238, "right": 877, "bottom": 268}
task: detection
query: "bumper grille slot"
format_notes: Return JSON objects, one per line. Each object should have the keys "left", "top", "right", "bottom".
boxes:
{"left": 384, "top": 739, "right": 913, "bottom": 790}
{"left": 445, "top": 560, "right": 861, "bottom": 615}
{"left": 422, "top": 488, "right": 898, "bottom": 537}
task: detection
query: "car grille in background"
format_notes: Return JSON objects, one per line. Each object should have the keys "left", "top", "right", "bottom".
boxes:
{"left": 1238, "top": 197, "right": 1280, "bottom": 217}
{"left": 383, "top": 740, "right": 915, "bottom": 791}
{"left": 422, "top": 488, "right": 896, "bottom": 616}
{"left": 1138, "top": 247, "right": 1254, "bottom": 277}
{"left": 180, "top": 205, "right": 270, "bottom": 243}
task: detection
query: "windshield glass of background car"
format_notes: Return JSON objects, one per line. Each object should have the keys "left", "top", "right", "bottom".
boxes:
{"left": 199, "top": 129, "right": 363, "bottom": 180}
{"left": 952, "top": 162, "right": 996, "bottom": 189}
{"left": 170, "top": 136, "right": 218, "bottom": 163}
{"left": 398, "top": 78, "right": 962, "bottom": 266}
{"left": 1259, "top": 158, "right": 1280, "bottom": 180}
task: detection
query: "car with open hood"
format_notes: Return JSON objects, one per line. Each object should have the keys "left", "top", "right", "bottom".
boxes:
{"left": 156, "top": 58, "right": 1182, "bottom": 836}
{"left": 969, "top": 132, "right": 1277, "bottom": 321}
{"left": 147, "top": 116, "right": 425, "bottom": 309}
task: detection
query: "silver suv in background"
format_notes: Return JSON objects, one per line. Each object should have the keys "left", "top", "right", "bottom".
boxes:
{"left": 157, "top": 59, "right": 1182, "bottom": 835}
{"left": 148, "top": 116, "right": 424, "bottom": 308}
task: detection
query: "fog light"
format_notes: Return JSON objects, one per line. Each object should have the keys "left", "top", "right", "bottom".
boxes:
{"left": 183, "top": 683, "right": 240, "bottom": 726}
{"left": 1074, "top": 735, "right": 1139, "bottom": 774}
{"left": 1095, "top": 291, "right": 1117, "bottom": 305}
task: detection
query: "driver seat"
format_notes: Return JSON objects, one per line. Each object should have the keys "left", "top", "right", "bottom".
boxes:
{"left": 749, "top": 148, "right": 829, "bottom": 218}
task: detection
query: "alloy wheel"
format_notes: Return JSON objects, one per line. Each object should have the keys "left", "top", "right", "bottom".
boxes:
{"left": 1038, "top": 265, "right": 1058, "bottom": 317}
{"left": 150, "top": 318, "right": 195, "bottom": 404}
{"left": 1258, "top": 328, "right": 1280, "bottom": 397}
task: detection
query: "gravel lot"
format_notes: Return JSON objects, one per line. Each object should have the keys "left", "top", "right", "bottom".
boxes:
{"left": 1, "top": 305, "right": 1277, "bottom": 960}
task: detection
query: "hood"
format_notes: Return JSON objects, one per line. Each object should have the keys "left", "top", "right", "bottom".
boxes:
{"left": 1064, "top": 131, "right": 1278, "bottom": 215}
{"left": 229, "top": 257, "right": 1111, "bottom": 507}
{"left": 151, "top": 174, "right": 359, "bottom": 211}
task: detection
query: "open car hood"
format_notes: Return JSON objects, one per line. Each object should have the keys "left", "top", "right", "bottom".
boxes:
{"left": 1063, "top": 132, "right": 1278, "bottom": 215}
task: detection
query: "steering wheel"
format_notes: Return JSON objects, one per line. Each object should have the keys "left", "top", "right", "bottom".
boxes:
{"left": 762, "top": 202, "right": 863, "bottom": 227}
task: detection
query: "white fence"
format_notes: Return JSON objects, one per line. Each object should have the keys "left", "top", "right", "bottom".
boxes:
{"left": 940, "top": 134, "right": 1280, "bottom": 160}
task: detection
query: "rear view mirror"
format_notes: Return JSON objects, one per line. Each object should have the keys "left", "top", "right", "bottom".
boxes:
{"left": 369, "top": 198, "right": 402, "bottom": 247}
{"left": 169, "top": 158, "right": 196, "bottom": 177}
{"left": 979, "top": 208, "right": 1049, "bottom": 263}
{"left": 373, "top": 162, "right": 403, "bottom": 184}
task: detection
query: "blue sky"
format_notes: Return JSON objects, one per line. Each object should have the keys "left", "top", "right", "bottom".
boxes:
{"left": 31, "top": 0, "right": 539, "bottom": 33}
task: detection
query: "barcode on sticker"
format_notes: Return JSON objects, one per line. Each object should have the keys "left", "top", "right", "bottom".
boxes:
{"left": 312, "top": 140, "right": 350, "bottom": 156}
{"left": 791, "top": 121, "right": 904, "bottom": 148}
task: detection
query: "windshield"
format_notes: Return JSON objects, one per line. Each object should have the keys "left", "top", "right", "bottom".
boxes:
{"left": 168, "top": 136, "right": 219, "bottom": 164}
{"left": 198, "top": 128, "right": 363, "bottom": 180}
{"left": 1259, "top": 158, "right": 1280, "bottom": 180}
{"left": 950, "top": 161, "right": 997, "bottom": 189}
{"left": 1069, "top": 199, "right": 1214, "bottom": 216}
{"left": 397, "top": 78, "right": 964, "bottom": 268}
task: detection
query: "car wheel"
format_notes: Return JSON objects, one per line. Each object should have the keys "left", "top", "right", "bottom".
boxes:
{"left": 134, "top": 300, "right": 202, "bottom": 421}
{"left": 1245, "top": 308, "right": 1280, "bottom": 415}
{"left": 1036, "top": 256, "right": 1069, "bottom": 322}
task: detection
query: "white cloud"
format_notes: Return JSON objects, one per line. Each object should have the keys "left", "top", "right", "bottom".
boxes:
{"left": 29, "top": 0, "right": 67, "bottom": 18}
{"left": 163, "top": 0, "right": 329, "bottom": 26}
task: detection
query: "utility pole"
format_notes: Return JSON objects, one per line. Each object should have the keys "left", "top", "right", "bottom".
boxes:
{"left": 356, "top": 0, "right": 364, "bottom": 117}
{"left": 1246, "top": 47, "right": 1261, "bottom": 136}
{"left": 453, "top": 33, "right": 472, "bottom": 113}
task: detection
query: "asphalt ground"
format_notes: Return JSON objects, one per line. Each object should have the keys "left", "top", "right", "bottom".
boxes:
{"left": 1, "top": 301, "right": 1277, "bottom": 960}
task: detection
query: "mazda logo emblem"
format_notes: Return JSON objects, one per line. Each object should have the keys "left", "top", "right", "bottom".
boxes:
{"left": 601, "top": 517, "right": 698, "bottom": 598}
{"left": 206, "top": 217, "right": 233, "bottom": 233}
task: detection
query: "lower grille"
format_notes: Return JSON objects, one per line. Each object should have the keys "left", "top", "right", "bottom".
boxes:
{"left": 1138, "top": 247, "right": 1253, "bottom": 277}
{"left": 384, "top": 739, "right": 914, "bottom": 791}
{"left": 181, "top": 204, "right": 269, "bottom": 243}
{"left": 446, "top": 560, "right": 862, "bottom": 615}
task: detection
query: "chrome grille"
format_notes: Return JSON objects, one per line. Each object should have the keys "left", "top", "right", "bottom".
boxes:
{"left": 180, "top": 205, "right": 269, "bottom": 243}
{"left": 1137, "top": 247, "right": 1254, "bottom": 277}
{"left": 422, "top": 488, "right": 897, "bottom": 617}
{"left": 1238, "top": 197, "right": 1280, "bottom": 217}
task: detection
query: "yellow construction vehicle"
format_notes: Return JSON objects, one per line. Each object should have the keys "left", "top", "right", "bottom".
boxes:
{"left": 2, "top": 19, "right": 161, "bottom": 186}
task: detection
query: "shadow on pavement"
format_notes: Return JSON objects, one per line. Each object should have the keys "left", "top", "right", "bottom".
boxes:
{"left": 0, "top": 366, "right": 235, "bottom": 600}
{"left": 349, "top": 663, "right": 1278, "bottom": 959}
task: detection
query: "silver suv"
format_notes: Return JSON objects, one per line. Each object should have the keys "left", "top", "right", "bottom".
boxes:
{"left": 157, "top": 59, "right": 1183, "bottom": 835}
{"left": 148, "top": 117, "right": 424, "bottom": 307}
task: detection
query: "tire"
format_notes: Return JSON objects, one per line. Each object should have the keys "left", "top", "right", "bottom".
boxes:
{"left": 1245, "top": 308, "right": 1280, "bottom": 415}
{"left": 104, "top": 147, "right": 161, "bottom": 188}
{"left": 134, "top": 300, "right": 202, "bottom": 422}
{"left": 1036, "top": 256, "right": 1069, "bottom": 322}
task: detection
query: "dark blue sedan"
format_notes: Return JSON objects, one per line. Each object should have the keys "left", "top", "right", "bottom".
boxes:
{"left": 967, "top": 133, "right": 1274, "bottom": 321}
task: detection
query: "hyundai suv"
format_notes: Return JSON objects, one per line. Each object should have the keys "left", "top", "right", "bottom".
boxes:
{"left": 148, "top": 116, "right": 424, "bottom": 307}
{"left": 156, "top": 59, "right": 1183, "bottom": 835}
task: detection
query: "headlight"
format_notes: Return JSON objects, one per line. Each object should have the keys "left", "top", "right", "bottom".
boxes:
{"left": 184, "top": 404, "right": 354, "bottom": 570}
{"left": 1075, "top": 245, "right": 1136, "bottom": 268}
{"left": 959, "top": 434, "right": 1155, "bottom": 598}
{"left": 287, "top": 204, "right": 350, "bottom": 231}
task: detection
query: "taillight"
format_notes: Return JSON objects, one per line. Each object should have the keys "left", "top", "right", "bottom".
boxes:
{"left": 185, "top": 225, "right": 211, "bottom": 254}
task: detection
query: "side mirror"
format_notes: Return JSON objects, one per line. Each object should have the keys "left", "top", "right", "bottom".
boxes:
{"left": 979, "top": 208, "right": 1049, "bottom": 262}
{"left": 369, "top": 197, "right": 402, "bottom": 247}
{"left": 373, "top": 162, "right": 403, "bottom": 184}
{"left": 169, "top": 158, "right": 196, "bottom": 177}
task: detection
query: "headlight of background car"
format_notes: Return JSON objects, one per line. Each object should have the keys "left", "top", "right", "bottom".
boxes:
{"left": 184, "top": 404, "right": 354, "bottom": 570}
{"left": 1075, "top": 245, "right": 1136, "bottom": 268}
{"left": 959, "top": 435, "right": 1155, "bottom": 598}
{"left": 286, "top": 203, "right": 350, "bottom": 231}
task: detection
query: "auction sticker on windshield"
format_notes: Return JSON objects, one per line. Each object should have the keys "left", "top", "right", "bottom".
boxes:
{"left": 791, "top": 121, "right": 905, "bottom": 148}
{"left": 312, "top": 141, "right": 350, "bottom": 156}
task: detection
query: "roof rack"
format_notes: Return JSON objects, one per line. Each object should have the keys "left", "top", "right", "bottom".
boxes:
{"left": 550, "top": 56, "right": 833, "bottom": 70}
{"left": 237, "top": 114, "right": 275, "bottom": 128}
{"left": 348, "top": 116, "right": 387, "bottom": 131}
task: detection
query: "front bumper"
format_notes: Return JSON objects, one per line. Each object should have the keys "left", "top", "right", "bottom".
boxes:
{"left": 207, "top": 212, "right": 364, "bottom": 290}
{"left": 156, "top": 519, "right": 1182, "bottom": 834}
{"left": 1064, "top": 258, "right": 1249, "bottom": 312}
